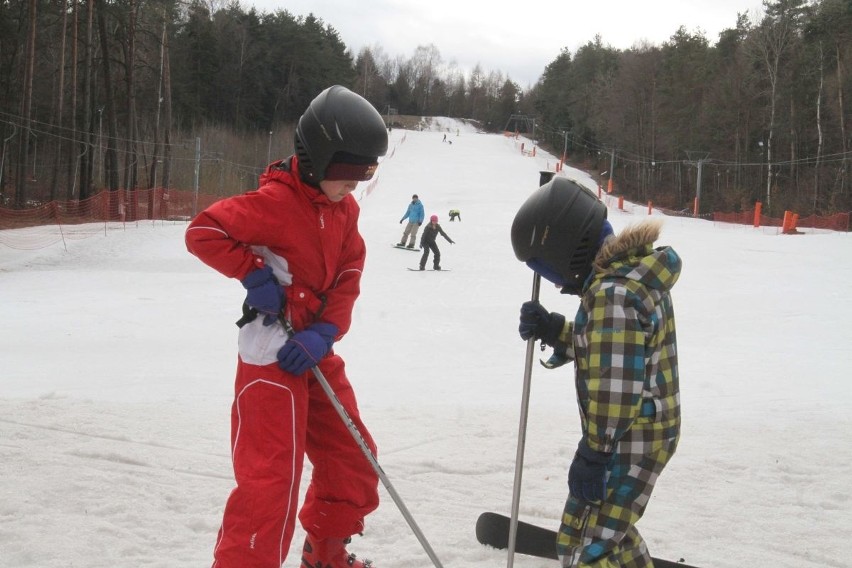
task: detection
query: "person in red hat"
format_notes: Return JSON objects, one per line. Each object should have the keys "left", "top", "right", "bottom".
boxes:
{"left": 418, "top": 214, "right": 454, "bottom": 270}
{"left": 186, "top": 85, "right": 387, "bottom": 568}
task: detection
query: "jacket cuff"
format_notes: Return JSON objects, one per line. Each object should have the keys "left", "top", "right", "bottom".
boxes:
{"left": 308, "top": 321, "right": 339, "bottom": 342}
{"left": 578, "top": 437, "right": 612, "bottom": 464}
{"left": 240, "top": 264, "right": 272, "bottom": 289}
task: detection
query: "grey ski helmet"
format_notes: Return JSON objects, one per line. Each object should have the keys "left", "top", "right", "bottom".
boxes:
{"left": 511, "top": 177, "right": 607, "bottom": 293}
{"left": 294, "top": 85, "right": 388, "bottom": 185}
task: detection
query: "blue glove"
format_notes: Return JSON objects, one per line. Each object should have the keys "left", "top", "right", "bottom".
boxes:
{"left": 277, "top": 322, "right": 339, "bottom": 375}
{"left": 241, "top": 266, "right": 283, "bottom": 325}
{"left": 568, "top": 438, "right": 611, "bottom": 503}
{"left": 518, "top": 301, "right": 565, "bottom": 346}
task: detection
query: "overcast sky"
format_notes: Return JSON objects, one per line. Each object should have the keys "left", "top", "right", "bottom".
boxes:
{"left": 244, "top": 0, "right": 767, "bottom": 87}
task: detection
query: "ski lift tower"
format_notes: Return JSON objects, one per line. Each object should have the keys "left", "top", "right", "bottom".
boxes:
{"left": 685, "top": 150, "right": 711, "bottom": 216}
{"left": 504, "top": 115, "right": 536, "bottom": 141}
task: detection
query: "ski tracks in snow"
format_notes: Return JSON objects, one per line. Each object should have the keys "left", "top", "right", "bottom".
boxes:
{"left": 0, "top": 397, "right": 232, "bottom": 568}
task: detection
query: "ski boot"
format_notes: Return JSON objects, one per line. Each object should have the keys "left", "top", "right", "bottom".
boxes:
{"left": 301, "top": 534, "right": 374, "bottom": 568}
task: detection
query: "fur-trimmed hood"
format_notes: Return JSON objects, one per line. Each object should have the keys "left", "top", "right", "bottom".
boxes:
{"left": 590, "top": 219, "right": 681, "bottom": 293}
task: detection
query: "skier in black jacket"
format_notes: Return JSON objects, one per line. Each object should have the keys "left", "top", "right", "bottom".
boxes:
{"left": 418, "top": 215, "right": 454, "bottom": 270}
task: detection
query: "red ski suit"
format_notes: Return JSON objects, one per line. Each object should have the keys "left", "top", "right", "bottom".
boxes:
{"left": 185, "top": 157, "right": 378, "bottom": 568}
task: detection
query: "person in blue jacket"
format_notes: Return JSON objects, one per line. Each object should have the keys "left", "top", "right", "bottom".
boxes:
{"left": 397, "top": 194, "right": 424, "bottom": 248}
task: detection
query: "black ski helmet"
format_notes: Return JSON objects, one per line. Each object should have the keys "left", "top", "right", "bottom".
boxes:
{"left": 511, "top": 177, "right": 607, "bottom": 292}
{"left": 294, "top": 85, "right": 388, "bottom": 185}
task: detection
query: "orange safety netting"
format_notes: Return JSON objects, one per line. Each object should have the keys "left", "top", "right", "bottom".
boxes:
{"left": 713, "top": 209, "right": 849, "bottom": 231}
{"left": 796, "top": 212, "right": 850, "bottom": 231}
{"left": 0, "top": 188, "right": 222, "bottom": 250}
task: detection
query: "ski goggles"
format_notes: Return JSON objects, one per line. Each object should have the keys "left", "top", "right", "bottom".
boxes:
{"left": 324, "top": 161, "right": 378, "bottom": 182}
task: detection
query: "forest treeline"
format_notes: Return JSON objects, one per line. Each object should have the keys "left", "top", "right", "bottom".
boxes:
{"left": 1, "top": 0, "right": 850, "bottom": 217}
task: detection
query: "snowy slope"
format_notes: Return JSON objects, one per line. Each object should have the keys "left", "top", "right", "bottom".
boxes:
{"left": 1, "top": 119, "right": 851, "bottom": 568}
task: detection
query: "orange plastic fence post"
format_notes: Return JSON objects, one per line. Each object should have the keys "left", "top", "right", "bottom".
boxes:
{"left": 782, "top": 210, "right": 792, "bottom": 233}
{"left": 753, "top": 202, "right": 762, "bottom": 228}
{"left": 607, "top": 179, "right": 613, "bottom": 194}
{"left": 693, "top": 197, "right": 699, "bottom": 217}
{"left": 618, "top": 196, "right": 624, "bottom": 210}
{"left": 648, "top": 201, "right": 653, "bottom": 215}
{"left": 791, "top": 213, "right": 799, "bottom": 232}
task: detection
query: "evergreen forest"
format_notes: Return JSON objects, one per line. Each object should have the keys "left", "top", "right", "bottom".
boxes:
{"left": 1, "top": 0, "right": 850, "bottom": 217}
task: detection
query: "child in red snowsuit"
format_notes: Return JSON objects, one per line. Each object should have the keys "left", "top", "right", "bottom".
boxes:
{"left": 186, "top": 86, "right": 388, "bottom": 568}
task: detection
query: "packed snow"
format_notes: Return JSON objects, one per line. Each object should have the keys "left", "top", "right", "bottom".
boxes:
{"left": 2, "top": 119, "right": 850, "bottom": 568}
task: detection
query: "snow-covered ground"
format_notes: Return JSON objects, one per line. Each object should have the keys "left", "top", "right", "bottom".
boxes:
{"left": 2, "top": 119, "right": 850, "bottom": 568}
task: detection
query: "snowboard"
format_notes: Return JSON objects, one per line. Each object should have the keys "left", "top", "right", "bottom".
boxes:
{"left": 392, "top": 244, "right": 419, "bottom": 251}
{"left": 475, "top": 512, "right": 701, "bottom": 568}
{"left": 407, "top": 268, "right": 450, "bottom": 272}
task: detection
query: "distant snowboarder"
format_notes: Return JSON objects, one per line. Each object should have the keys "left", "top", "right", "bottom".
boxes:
{"left": 418, "top": 215, "right": 454, "bottom": 270}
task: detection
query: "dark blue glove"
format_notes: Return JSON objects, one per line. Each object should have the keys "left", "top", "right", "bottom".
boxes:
{"left": 277, "top": 322, "right": 339, "bottom": 375}
{"left": 568, "top": 438, "right": 611, "bottom": 503}
{"left": 241, "top": 266, "right": 282, "bottom": 313}
{"left": 518, "top": 301, "right": 565, "bottom": 346}
{"left": 241, "top": 266, "right": 283, "bottom": 325}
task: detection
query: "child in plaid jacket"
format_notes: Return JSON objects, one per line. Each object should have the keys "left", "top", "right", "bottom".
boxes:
{"left": 513, "top": 179, "right": 681, "bottom": 568}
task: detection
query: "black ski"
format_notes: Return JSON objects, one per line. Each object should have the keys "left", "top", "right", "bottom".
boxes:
{"left": 407, "top": 268, "right": 450, "bottom": 272}
{"left": 475, "top": 512, "right": 702, "bottom": 568}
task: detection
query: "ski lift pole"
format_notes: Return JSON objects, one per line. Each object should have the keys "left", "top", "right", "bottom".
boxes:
{"left": 507, "top": 273, "right": 541, "bottom": 568}
{"left": 278, "top": 316, "right": 444, "bottom": 568}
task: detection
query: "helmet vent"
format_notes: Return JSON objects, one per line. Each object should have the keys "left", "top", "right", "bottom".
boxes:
{"left": 294, "top": 135, "right": 314, "bottom": 178}
{"left": 569, "top": 233, "right": 592, "bottom": 271}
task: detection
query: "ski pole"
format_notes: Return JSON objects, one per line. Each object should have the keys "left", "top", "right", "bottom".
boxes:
{"left": 278, "top": 316, "right": 445, "bottom": 568}
{"left": 507, "top": 273, "right": 541, "bottom": 568}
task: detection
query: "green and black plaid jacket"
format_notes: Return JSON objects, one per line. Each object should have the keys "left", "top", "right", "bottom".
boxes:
{"left": 572, "top": 221, "right": 681, "bottom": 454}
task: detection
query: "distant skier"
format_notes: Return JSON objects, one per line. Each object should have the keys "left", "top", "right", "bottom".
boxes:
{"left": 419, "top": 215, "right": 454, "bottom": 270}
{"left": 397, "top": 194, "right": 424, "bottom": 248}
{"left": 448, "top": 209, "right": 461, "bottom": 222}
{"left": 511, "top": 178, "right": 681, "bottom": 568}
